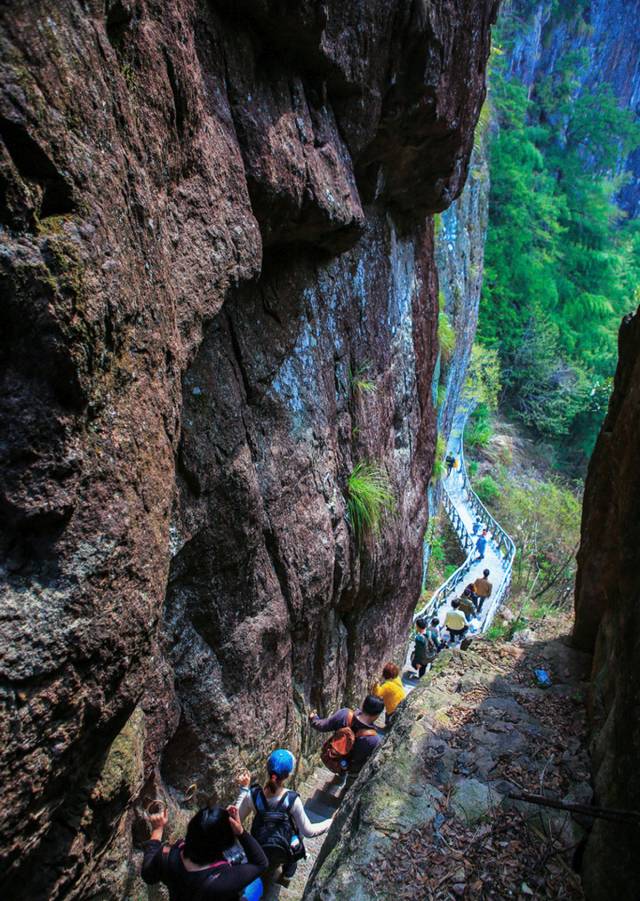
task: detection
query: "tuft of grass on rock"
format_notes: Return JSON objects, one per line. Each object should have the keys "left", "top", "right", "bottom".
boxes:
{"left": 432, "top": 433, "right": 446, "bottom": 481}
{"left": 346, "top": 462, "right": 396, "bottom": 541}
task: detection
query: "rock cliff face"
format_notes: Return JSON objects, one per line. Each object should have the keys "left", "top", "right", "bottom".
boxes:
{"left": 573, "top": 308, "right": 640, "bottom": 901}
{"left": 504, "top": 0, "right": 640, "bottom": 218}
{"left": 0, "top": 1, "right": 497, "bottom": 897}
{"left": 435, "top": 131, "right": 490, "bottom": 441}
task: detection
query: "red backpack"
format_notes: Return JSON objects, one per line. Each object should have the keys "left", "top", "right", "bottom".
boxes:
{"left": 320, "top": 710, "right": 377, "bottom": 774}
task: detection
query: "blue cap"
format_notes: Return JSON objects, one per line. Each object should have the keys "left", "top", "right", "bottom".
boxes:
{"left": 267, "top": 749, "right": 295, "bottom": 777}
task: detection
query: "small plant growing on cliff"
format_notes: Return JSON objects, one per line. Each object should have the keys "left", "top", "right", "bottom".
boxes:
{"left": 349, "top": 362, "right": 376, "bottom": 396}
{"left": 346, "top": 462, "right": 396, "bottom": 540}
{"left": 121, "top": 61, "right": 136, "bottom": 91}
{"left": 438, "top": 292, "right": 456, "bottom": 362}
{"left": 432, "top": 433, "right": 446, "bottom": 481}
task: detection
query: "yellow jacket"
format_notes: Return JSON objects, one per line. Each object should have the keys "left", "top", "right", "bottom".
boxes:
{"left": 445, "top": 610, "right": 467, "bottom": 631}
{"left": 373, "top": 677, "right": 406, "bottom": 715}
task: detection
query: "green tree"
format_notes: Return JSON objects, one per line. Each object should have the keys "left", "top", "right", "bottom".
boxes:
{"left": 479, "top": 22, "right": 640, "bottom": 468}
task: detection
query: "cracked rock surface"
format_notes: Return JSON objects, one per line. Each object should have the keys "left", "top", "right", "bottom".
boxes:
{"left": 0, "top": 1, "right": 496, "bottom": 896}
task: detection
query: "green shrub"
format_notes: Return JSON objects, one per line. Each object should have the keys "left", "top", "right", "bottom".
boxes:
{"left": 485, "top": 622, "right": 509, "bottom": 642}
{"left": 465, "top": 343, "right": 502, "bottom": 410}
{"left": 432, "top": 433, "right": 446, "bottom": 480}
{"left": 475, "top": 475, "right": 500, "bottom": 504}
{"left": 437, "top": 384, "right": 447, "bottom": 410}
{"left": 438, "top": 310, "right": 456, "bottom": 362}
{"left": 346, "top": 462, "right": 396, "bottom": 540}
{"left": 466, "top": 403, "right": 493, "bottom": 448}
{"left": 468, "top": 460, "right": 478, "bottom": 477}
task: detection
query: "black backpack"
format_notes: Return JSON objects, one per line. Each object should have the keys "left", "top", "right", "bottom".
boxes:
{"left": 249, "top": 785, "right": 306, "bottom": 862}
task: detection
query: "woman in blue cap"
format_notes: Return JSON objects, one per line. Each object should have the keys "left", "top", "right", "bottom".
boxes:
{"left": 236, "top": 749, "right": 333, "bottom": 885}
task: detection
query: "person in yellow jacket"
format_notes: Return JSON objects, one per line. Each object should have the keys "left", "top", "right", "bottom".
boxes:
{"left": 372, "top": 662, "right": 406, "bottom": 728}
{"left": 445, "top": 600, "right": 468, "bottom": 644}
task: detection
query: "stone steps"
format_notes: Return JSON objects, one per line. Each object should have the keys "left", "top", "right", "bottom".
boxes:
{"left": 262, "top": 767, "right": 344, "bottom": 901}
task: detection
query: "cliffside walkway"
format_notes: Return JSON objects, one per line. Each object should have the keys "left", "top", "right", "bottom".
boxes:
{"left": 263, "top": 407, "right": 516, "bottom": 899}
{"left": 409, "top": 404, "right": 516, "bottom": 662}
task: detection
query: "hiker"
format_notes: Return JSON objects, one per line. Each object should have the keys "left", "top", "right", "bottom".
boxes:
{"left": 373, "top": 662, "right": 406, "bottom": 728}
{"left": 472, "top": 569, "right": 493, "bottom": 613}
{"left": 411, "top": 617, "right": 437, "bottom": 677}
{"left": 472, "top": 520, "right": 482, "bottom": 536}
{"left": 445, "top": 453, "right": 455, "bottom": 477}
{"left": 457, "top": 587, "right": 476, "bottom": 622}
{"left": 429, "top": 617, "right": 446, "bottom": 651}
{"left": 309, "top": 695, "right": 383, "bottom": 785}
{"left": 475, "top": 529, "right": 488, "bottom": 561}
{"left": 235, "top": 750, "right": 332, "bottom": 887}
{"left": 141, "top": 803, "right": 267, "bottom": 900}
{"left": 464, "top": 582, "right": 479, "bottom": 602}
{"left": 444, "top": 600, "right": 468, "bottom": 644}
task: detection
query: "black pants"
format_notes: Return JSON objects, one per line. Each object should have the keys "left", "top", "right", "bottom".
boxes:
{"left": 281, "top": 859, "right": 298, "bottom": 878}
{"left": 267, "top": 848, "right": 298, "bottom": 880}
{"left": 448, "top": 628, "right": 467, "bottom": 643}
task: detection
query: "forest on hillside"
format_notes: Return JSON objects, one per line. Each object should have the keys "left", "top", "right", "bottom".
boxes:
{"left": 477, "top": 0, "right": 640, "bottom": 472}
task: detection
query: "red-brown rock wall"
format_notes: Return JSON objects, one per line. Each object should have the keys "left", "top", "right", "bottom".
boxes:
{"left": 573, "top": 308, "right": 640, "bottom": 900}
{"left": 0, "top": 1, "right": 497, "bottom": 896}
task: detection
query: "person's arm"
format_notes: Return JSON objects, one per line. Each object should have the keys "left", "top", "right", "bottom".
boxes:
{"left": 290, "top": 796, "right": 333, "bottom": 838}
{"left": 141, "top": 841, "right": 164, "bottom": 885}
{"left": 234, "top": 771, "right": 254, "bottom": 822}
{"left": 141, "top": 808, "right": 170, "bottom": 885}
{"left": 309, "top": 708, "right": 348, "bottom": 732}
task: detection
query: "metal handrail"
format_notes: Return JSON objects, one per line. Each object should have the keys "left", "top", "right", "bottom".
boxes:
{"left": 414, "top": 405, "right": 516, "bottom": 632}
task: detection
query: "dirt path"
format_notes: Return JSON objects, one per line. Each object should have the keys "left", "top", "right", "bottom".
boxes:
{"left": 367, "top": 612, "right": 592, "bottom": 900}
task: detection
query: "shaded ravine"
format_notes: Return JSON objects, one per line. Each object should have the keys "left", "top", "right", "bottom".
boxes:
{"left": 264, "top": 406, "right": 516, "bottom": 900}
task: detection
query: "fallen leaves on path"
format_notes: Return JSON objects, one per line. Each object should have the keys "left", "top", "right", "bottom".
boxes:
{"left": 370, "top": 613, "right": 588, "bottom": 899}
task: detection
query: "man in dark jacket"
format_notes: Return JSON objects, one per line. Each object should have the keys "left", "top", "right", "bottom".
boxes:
{"left": 309, "top": 695, "right": 383, "bottom": 777}
{"left": 412, "top": 617, "right": 436, "bottom": 677}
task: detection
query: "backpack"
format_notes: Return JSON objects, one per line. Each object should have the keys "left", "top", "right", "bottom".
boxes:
{"left": 159, "top": 840, "right": 231, "bottom": 900}
{"left": 249, "top": 786, "right": 306, "bottom": 863}
{"left": 319, "top": 710, "right": 378, "bottom": 774}
{"left": 411, "top": 633, "right": 436, "bottom": 667}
